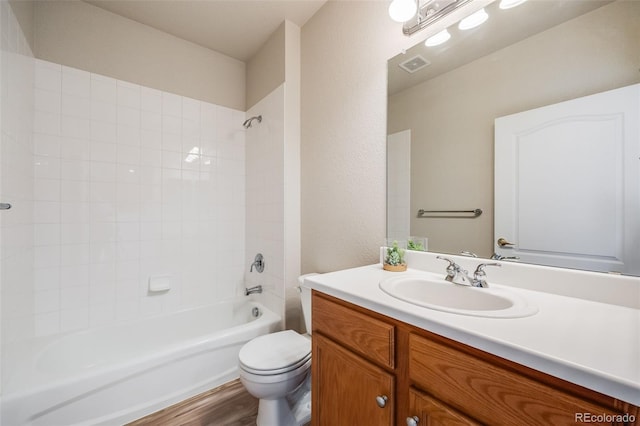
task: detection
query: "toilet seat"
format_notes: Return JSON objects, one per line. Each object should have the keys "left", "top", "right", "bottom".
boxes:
{"left": 239, "top": 330, "right": 311, "bottom": 376}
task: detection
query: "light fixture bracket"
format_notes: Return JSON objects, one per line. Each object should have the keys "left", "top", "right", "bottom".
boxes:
{"left": 403, "top": 0, "right": 474, "bottom": 36}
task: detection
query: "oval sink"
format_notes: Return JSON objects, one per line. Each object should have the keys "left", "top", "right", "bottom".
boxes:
{"left": 379, "top": 274, "right": 537, "bottom": 318}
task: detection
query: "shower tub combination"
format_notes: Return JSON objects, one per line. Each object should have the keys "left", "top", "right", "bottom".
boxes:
{"left": 1, "top": 300, "right": 280, "bottom": 426}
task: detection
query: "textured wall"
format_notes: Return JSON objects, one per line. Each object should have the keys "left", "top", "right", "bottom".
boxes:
{"left": 300, "top": 1, "right": 407, "bottom": 273}
{"left": 246, "top": 22, "right": 285, "bottom": 110}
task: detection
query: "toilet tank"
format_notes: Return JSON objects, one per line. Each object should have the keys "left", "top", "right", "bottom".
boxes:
{"left": 298, "top": 273, "right": 318, "bottom": 334}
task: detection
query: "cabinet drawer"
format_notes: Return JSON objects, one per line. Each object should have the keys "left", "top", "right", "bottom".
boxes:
{"left": 408, "top": 387, "right": 480, "bottom": 426}
{"left": 409, "top": 333, "right": 622, "bottom": 426}
{"left": 313, "top": 293, "right": 395, "bottom": 368}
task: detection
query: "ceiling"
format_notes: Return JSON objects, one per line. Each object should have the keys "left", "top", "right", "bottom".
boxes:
{"left": 85, "top": 0, "right": 327, "bottom": 62}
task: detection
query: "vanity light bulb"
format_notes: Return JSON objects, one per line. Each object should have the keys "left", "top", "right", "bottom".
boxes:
{"left": 499, "top": 0, "right": 528, "bottom": 9}
{"left": 425, "top": 29, "right": 451, "bottom": 47}
{"left": 458, "top": 8, "right": 489, "bottom": 30}
{"left": 388, "top": 0, "right": 418, "bottom": 23}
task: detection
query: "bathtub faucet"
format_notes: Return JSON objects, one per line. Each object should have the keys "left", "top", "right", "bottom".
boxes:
{"left": 245, "top": 285, "right": 263, "bottom": 296}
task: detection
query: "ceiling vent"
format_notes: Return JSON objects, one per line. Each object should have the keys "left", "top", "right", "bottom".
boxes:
{"left": 398, "top": 55, "right": 431, "bottom": 73}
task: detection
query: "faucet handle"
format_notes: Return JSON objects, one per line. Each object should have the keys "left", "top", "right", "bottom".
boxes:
{"left": 474, "top": 262, "right": 501, "bottom": 275}
{"left": 473, "top": 263, "right": 501, "bottom": 288}
{"left": 436, "top": 256, "right": 459, "bottom": 280}
{"left": 436, "top": 256, "right": 456, "bottom": 267}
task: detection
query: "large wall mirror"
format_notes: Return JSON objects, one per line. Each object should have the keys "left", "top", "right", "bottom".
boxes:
{"left": 387, "top": 0, "right": 640, "bottom": 275}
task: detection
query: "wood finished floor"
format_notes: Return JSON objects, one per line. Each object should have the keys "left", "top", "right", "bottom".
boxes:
{"left": 127, "top": 379, "right": 258, "bottom": 426}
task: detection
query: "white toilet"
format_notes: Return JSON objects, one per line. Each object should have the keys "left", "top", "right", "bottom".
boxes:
{"left": 238, "top": 275, "right": 315, "bottom": 426}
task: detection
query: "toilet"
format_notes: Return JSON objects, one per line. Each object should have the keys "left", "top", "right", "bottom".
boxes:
{"left": 238, "top": 275, "right": 316, "bottom": 426}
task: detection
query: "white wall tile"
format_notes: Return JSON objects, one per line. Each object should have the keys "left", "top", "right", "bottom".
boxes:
{"left": 35, "top": 60, "right": 62, "bottom": 92}
{"left": 91, "top": 74, "right": 117, "bottom": 103}
{"left": 141, "top": 87, "right": 161, "bottom": 113}
{"left": 34, "top": 111, "right": 60, "bottom": 135}
{"left": 33, "top": 133, "right": 61, "bottom": 157}
{"left": 161, "top": 92, "right": 181, "bottom": 117}
{"left": 23, "top": 62, "right": 249, "bottom": 336}
{"left": 91, "top": 142, "right": 117, "bottom": 163}
{"left": 91, "top": 100, "right": 117, "bottom": 123}
{"left": 117, "top": 81, "right": 140, "bottom": 109}
{"left": 62, "top": 66, "right": 90, "bottom": 98}
{"left": 61, "top": 94, "right": 90, "bottom": 119}
{"left": 60, "top": 137, "right": 89, "bottom": 161}
{"left": 34, "top": 312, "right": 60, "bottom": 337}
{"left": 35, "top": 223, "right": 60, "bottom": 246}
{"left": 35, "top": 88, "right": 61, "bottom": 114}
{"left": 60, "top": 307, "right": 89, "bottom": 332}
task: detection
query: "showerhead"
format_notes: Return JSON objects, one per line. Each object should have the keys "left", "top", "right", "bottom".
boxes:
{"left": 242, "top": 115, "right": 262, "bottom": 129}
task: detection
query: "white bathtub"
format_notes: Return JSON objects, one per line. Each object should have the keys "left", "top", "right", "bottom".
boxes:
{"left": 1, "top": 300, "right": 280, "bottom": 426}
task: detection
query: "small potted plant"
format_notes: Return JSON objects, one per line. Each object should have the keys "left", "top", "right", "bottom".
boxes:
{"left": 407, "top": 236, "right": 427, "bottom": 251}
{"left": 383, "top": 241, "right": 407, "bottom": 272}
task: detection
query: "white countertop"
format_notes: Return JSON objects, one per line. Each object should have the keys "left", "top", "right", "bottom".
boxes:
{"left": 305, "top": 262, "right": 640, "bottom": 406}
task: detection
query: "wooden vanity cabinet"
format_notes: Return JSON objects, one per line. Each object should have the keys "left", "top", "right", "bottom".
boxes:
{"left": 408, "top": 387, "right": 479, "bottom": 425}
{"left": 313, "top": 333, "right": 395, "bottom": 425}
{"left": 311, "top": 291, "right": 639, "bottom": 426}
{"left": 311, "top": 292, "right": 396, "bottom": 426}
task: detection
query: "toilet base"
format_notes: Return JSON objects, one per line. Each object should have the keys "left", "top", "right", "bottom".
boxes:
{"left": 257, "top": 397, "right": 297, "bottom": 426}
{"left": 256, "top": 375, "right": 312, "bottom": 426}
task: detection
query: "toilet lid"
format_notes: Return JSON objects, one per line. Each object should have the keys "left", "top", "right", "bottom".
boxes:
{"left": 239, "top": 330, "right": 311, "bottom": 372}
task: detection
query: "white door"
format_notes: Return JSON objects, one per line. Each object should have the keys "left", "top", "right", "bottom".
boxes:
{"left": 494, "top": 84, "right": 639, "bottom": 275}
{"left": 387, "top": 130, "right": 412, "bottom": 243}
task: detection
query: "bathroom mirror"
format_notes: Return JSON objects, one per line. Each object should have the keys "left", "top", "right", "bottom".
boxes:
{"left": 387, "top": 0, "right": 640, "bottom": 275}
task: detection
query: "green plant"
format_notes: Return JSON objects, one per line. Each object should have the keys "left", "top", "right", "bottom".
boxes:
{"left": 385, "top": 241, "right": 405, "bottom": 266}
{"left": 407, "top": 239, "right": 425, "bottom": 251}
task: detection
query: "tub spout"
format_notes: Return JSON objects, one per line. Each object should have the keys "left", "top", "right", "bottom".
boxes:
{"left": 245, "top": 285, "right": 263, "bottom": 296}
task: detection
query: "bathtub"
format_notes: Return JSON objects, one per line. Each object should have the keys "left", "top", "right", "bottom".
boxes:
{"left": 1, "top": 300, "right": 280, "bottom": 426}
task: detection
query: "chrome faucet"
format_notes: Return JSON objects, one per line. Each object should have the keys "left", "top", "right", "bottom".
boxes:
{"left": 436, "top": 256, "right": 501, "bottom": 288}
{"left": 250, "top": 253, "right": 264, "bottom": 273}
{"left": 491, "top": 253, "right": 520, "bottom": 261}
{"left": 472, "top": 263, "right": 501, "bottom": 288}
{"left": 245, "top": 285, "right": 263, "bottom": 296}
{"left": 436, "top": 256, "right": 474, "bottom": 286}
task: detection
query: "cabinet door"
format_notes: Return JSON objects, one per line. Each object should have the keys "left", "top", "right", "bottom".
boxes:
{"left": 312, "top": 333, "right": 394, "bottom": 426}
{"left": 407, "top": 388, "right": 480, "bottom": 426}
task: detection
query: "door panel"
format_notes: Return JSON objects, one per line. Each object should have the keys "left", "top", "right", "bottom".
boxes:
{"left": 495, "top": 83, "right": 639, "bottom": 274}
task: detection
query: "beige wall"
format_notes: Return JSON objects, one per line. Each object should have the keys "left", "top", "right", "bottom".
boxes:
{"left": 300, "top": 1, "right": 409, "bottom": 273}
{"left": 33, "top": 0, "right": 245, "bottom": 110}
{"left": 9, "top": 0, "right": 34, "bottom": 50}
{"left": 246, "top": 22, "right": 286, "bottom": 110}
{"left": 388, "top": 1, "right": 640, "bottom": 258}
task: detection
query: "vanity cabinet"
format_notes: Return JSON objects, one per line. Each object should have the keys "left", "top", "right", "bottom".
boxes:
{"left": 408, "top": 387, "right": 479, "bottom": 425}
{"left": 311, "top": 291, "right": 639, "bottom": 426}
{"left": 313, "top": 334, "right": 394, "bottom": 425}
{"left": 311, "top": 292, "right": 395, "bottom": 425}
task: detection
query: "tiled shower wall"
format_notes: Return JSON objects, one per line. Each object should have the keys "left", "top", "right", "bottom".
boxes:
{"left": 1, "top": 1, "right": 35, "bottom": 347}
{"left": 23, "top": 59, "right": 247, "bottom": 339}
{"left": 245, "top": 84, "right": 285, "bottom": 320}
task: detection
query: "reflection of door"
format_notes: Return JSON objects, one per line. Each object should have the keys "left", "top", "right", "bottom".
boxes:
{"left": 495, "top": 84, "right": 639, "bottom": 275}
{"left": 387, "top": 130, "right": 411, "bottom": 242}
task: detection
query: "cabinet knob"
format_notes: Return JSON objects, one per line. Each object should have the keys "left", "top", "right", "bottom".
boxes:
{"left": 406, "top": 416, "right": 420, "bottom": 426}
{"left": 375, "top": 395, "right": 388, "bottom": 408}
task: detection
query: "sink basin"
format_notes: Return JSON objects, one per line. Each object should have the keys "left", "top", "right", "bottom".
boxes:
{"left": 379, "top": 274, "right": 537, "bottom": 318}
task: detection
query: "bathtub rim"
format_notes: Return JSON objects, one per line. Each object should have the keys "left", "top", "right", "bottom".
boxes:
{"left": 1, "top": 300, "right": 280, "bottom": 403}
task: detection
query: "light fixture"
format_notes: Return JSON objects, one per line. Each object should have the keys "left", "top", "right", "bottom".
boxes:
{"left": 388, "top": 0, "right": 418, "bottom": 23}
{"left": 499, "top": 0, "right": 527, "bottom": 9}
{"left": 396, "top": 0, "right": 473, "bottom": 36}
{"left": 458, "top": 7, "right": 488, "bottom": 30}
{"left": 425, "top": 29, "right": 451, "bottom": 47}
